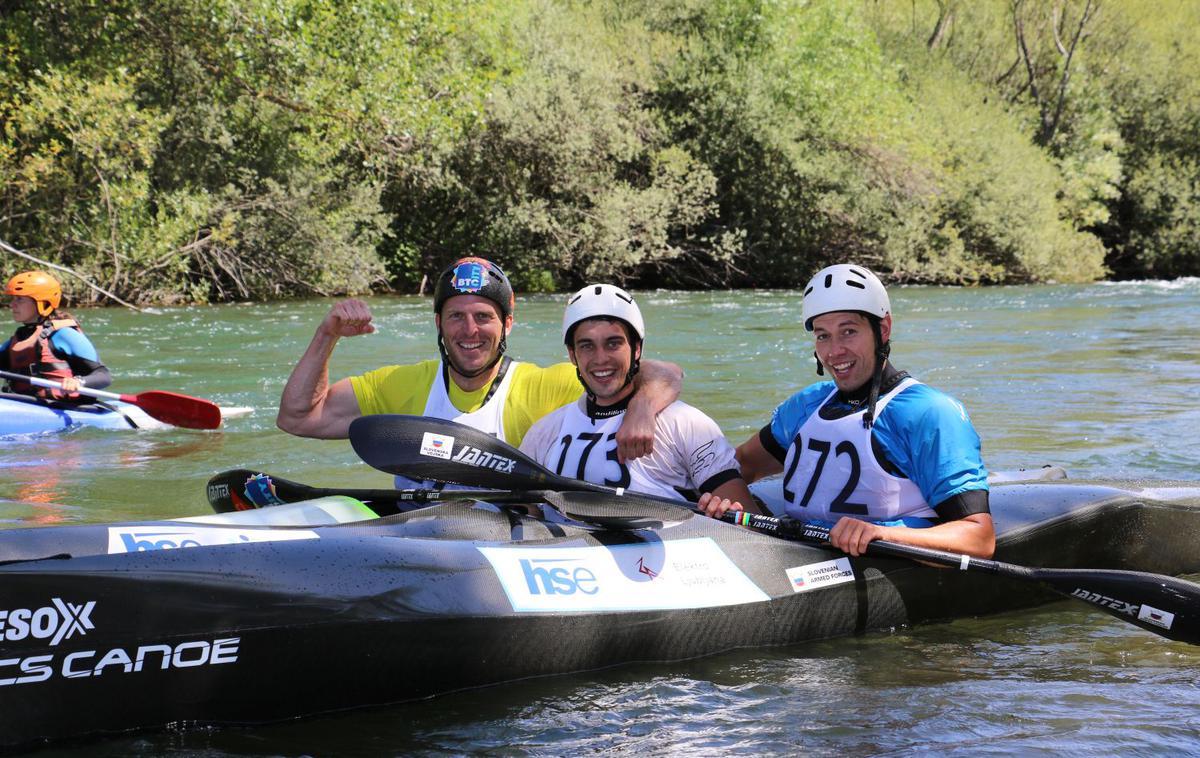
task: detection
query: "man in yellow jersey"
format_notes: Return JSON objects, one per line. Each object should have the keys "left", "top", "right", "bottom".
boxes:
{"left": 277, "top": 257, "right": 682, "bottom": 464}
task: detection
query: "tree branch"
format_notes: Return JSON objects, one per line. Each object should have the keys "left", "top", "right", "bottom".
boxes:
{"left": 0, "top": 239, "right": 152, "bottom": 312}
{"left": 1043, "top": 0, "right": 1099, "bottom": 145}
{"left": 928, "top": 0, "right": 957, "bottom": 50}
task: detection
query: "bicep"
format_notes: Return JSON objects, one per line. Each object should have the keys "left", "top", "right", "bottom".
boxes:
{"left": 903, "top": 395, "right": 988, "bottom": 505}
{"left": 308, "top": 378, "right": 363, "bottom": 438}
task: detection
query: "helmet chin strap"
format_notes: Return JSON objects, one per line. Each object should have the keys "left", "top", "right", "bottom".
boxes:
{"left": 437, "top": 332, "right": 507, "bottom": 380}
{"left": 861, "top": 318, "right": 890, "bottom": 429}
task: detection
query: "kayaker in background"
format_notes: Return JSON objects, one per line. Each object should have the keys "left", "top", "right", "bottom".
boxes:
{"left": 277, "top": 257, "right": 683, "bottom": 464}
{"left": 520, "top": 284, "right": 755, "bottom": 510}
{"left": 699, "top": 263, "right": 995, "bottom": 559}
{"left": 2, "top": 270, "right": 112, "bottom": 401}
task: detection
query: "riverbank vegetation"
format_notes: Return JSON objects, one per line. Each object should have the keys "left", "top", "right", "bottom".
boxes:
{"left": 1, "top": 0, "right": 1196, "bottom": 303}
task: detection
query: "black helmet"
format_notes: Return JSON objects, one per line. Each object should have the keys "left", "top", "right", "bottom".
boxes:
{"left": 432, "top": 257, "right": 515, "bottom": 379}
{"left": 432, "top": 257, "right": 515, "bottom": 319}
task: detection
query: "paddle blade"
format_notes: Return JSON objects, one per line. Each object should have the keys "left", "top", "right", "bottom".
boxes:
{"left": 205, "top": 470, "right": 261, "bottom": 512}
{"left": 1033, "top": 567, "right": 1200, "bottom": 645}
{"left": 349, "top": 414, "right": 589, "bottom": 491}
{"left": 206, "top": 469, "right": 324, "bottom": 512}
{"left": 126, "top": 390, "right": 222, "bottom": 430}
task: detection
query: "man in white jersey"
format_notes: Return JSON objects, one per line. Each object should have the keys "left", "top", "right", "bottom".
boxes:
{"left": 520, "top": 284, "right": 754, "bottom": 508}
{"left": 699, "top": 264, "right": 995, "bottom": 559}
{"left": 277, "top": 258, "right": 683, "bottom": 467}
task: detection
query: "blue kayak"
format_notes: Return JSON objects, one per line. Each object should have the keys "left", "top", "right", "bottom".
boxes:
{"left": 0, "top": 393, "right": 161, "bottom": 436}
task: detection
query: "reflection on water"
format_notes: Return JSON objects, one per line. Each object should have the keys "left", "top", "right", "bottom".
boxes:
{"left": 2, "top": 279, "right": 1200, "bottom": 755}
{"left": 1, "top": 431, "right": 237, "bottom": 523}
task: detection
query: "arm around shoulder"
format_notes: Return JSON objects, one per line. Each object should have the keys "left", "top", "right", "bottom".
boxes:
{"left": 617, "top": 359, "right": 684, "bottom": 462}
{"left": 630, "top": 359, "right": 682, "bottom": 412}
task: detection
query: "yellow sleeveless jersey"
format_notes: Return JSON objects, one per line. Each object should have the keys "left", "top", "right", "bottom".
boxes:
{"left": 349, "top": 360, "right": 583, "bottom": 448}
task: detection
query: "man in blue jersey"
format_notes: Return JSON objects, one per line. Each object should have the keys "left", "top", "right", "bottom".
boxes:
{"left": 700, "top": 263, "right": 994, "bottom": 559}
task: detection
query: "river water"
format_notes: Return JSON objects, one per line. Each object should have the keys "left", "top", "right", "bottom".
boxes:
{"left": 3, "top": 281, "right": 1200, "bottom": 756}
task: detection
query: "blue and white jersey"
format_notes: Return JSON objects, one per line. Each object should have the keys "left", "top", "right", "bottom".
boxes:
{"left": 767, "top": 377, "right": 988, "bottom": 523}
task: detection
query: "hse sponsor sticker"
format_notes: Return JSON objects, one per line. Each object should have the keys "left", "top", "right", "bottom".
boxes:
{"left": 108, "top": 526, "right": 319, "bottom": 554}
{"left": 785, "top": 558, "right": 855, "bottom": 593}
{"left": 478, "top": 538, "right": 768, "bottom": 612}
{"left": 420, "top": 432, "right": 454, "bottom": 460}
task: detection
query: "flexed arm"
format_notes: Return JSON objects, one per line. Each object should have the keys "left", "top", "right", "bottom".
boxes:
{"left": 277, "top": 299, "right": 375, "bottom": 439}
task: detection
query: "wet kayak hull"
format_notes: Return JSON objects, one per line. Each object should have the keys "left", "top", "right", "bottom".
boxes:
{"left": 0, "top": 480, "right": 1198, "bottom": 748}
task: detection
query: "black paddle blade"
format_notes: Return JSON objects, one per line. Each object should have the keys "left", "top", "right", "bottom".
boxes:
{"left": 1034, "top": 567, "right": 1200, "bottom": 645}
{"left": 205, "top": 469, "right": 309, "bottom": 512}
{"left": 349, "top": 414, "right": 602, "bottom": 492}
{"left": 205, "top": 469, "right": 260, "bottom": 512}
{"left": 542, "top": 491, "right": 691, "bottom": 529}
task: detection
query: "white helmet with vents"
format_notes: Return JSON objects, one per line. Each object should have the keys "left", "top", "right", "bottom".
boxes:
{"left": 801, "top": 264, "right": 890, "bottom": 331}
{"left": 562, "top": 284, "right": 645, "bottom": 345}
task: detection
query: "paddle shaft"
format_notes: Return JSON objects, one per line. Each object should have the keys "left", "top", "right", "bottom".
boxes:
{"left": 205, "top": 469, "right": 558, "bottom": 514}
{"left": 0, "top": 369, "right": 126, "bottom": 403}
{"left": 0, "top": 369, "right": 222, "bottom": 429}
{"left": 748, "top": 513, "right": 1200, "bottom": 642}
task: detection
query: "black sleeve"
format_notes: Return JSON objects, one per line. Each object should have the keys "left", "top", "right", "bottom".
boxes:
{"left": 758, "top": 425, "right": 787, "bottom": 464}
{"left": 698, "top": 468, "right": 743, "bottom": 495}
{"left": 68, "top": 356, "right": 112, "bottom": 391}
{"left": 932, "top": 489, "right": 990, "bottom": 521}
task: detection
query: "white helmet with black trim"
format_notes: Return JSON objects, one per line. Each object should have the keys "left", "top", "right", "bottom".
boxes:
{"left": 562, "top": 284, "right": 646, "bottom": 346}
{"left": 801, "top": 264, "right": 890, "bottom": 332}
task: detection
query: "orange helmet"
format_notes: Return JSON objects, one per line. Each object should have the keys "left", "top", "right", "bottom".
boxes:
{"left": 5, "top": 271, "right": 62, "bottom": 317}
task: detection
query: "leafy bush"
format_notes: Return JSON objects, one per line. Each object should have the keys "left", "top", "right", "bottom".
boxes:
{"left": 1, "top": 0, "right": 1197, "bottom": 303}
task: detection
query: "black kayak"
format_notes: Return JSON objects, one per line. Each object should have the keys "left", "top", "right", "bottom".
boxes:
{"left": 1, "top": 477, "right": 1199, "bottom": 749}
